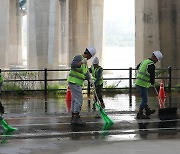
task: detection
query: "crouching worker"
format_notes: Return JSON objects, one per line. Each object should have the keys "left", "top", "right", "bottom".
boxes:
{"left": 135, "top": 51, "right": 163, "bottom": 119}
{"left": 90, "top": 57, "right": 105, "bottom": 109}
{"left": 67, "top": 46, "right": 96, "bottom": 125}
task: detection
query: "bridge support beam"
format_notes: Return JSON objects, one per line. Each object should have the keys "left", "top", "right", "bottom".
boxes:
{"left": 68, "top": 0, "right": 104, "bottom": 65}
{"left": 135, "top": 0, "right": 180, "bottom": 70}
{"left": 0, "top": 0, "right": 22, "bottom": 69}
{"left": 27, "top": 0, "right": 60, "bottom": 70}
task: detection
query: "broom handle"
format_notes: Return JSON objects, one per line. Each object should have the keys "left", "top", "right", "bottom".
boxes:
{"left": 154, "top": 86, "right": 159, "bottom": 96}
{"left": 89, "top": 72, "right": 101, "bottom": 104}
{"left": 87, "top": 68, "right": 101, "bottom": 106}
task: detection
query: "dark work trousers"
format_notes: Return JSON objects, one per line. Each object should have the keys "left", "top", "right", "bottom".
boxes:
{"left": 94, "top": 84, "right": 104, "bottom": 103}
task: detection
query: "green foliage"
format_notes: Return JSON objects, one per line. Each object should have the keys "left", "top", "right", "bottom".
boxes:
{"left": 172, "top": 84, "right": 180, "bottom": 92}
{"left": 47, "top": 83, "right": 66, "bottom": 95}
{"left": 47, "top": 84, "right": 61, "bottom": 90}
{"left": 155, "top": 70, "right": 168, "bottom": 78}
{"left": 3, "top": 83, "right": 22, "bottom": 91}
{"left": 3, "top": 83, "right": 25, "bottom": 95}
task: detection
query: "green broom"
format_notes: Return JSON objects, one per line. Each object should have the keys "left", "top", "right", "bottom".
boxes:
{"left": 94, "top": 101, "right": 114, "bottom": 124}
{"left": 0, "top": 118, "right": 17, "bottom": 132}
{"left": 101, "top": 122, "right": 114, "bottom": 137}
{"left": 88, "top": 71, "right": 114, "bottom": 125}
{"left": 0, "top": 105, "right": 17, "bottom": 132}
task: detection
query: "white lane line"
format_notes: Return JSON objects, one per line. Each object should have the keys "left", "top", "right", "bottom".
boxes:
{"left": 1, "top": 127, "right": 180, "bottom": 139}
{"left": 11, "top": 121, "right": 101, "bottom": 127}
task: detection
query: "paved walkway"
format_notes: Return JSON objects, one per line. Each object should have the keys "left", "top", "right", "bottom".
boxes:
{"left": 0, "top": 94, "right": 179, "bottom": 153}
{"left": 0, "top": 137, "right": 179, "bottom": 154}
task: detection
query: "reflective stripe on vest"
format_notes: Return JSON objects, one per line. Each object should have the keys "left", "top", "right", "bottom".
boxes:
{"left": 91, "top": 66, "right": 103, "bottom": 86}
{"left": 135, "top": 59, "right": 154, "bottom": 88}
{"left": 67, "top": 56, "right": 88, "bottom": 86}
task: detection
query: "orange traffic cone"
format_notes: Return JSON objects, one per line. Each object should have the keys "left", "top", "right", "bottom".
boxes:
{"left": 159, "top": 98, "right": 165, "bottom": 108}
{"left": 66, "top": 86, "right": 72, "bottom": 101}
{"left": 158, "top": 82, "right": 166, "bottom": 98}
{"left": 66, "top": 86, "right": 72, "bottom": 112}
{"left": 158, "top": 82, "right": 166, "bottom": 107}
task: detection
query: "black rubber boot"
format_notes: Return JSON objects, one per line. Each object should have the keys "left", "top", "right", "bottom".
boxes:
{"left": 71, "top": 112, "right": 86, "bottom": 126}
{"left": 145, "top": 105, "right": 155, "bottom": 116}
{"left": 137, "top": 109, "right": 149, "bottom": 119}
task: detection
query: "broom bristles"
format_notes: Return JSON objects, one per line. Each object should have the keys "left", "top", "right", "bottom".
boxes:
{"left": 95, "top": 102, "right": 114, "bottom": 124}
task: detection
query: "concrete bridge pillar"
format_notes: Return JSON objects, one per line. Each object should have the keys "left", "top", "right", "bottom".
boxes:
{"left": 27, "top": 0, "right": 60, "bottom": 70}
{"left": 9, "top": 0, "right": 23, "bottom": 68}
{"left": 157, "top": 0, "right": 180, "bottom": 68}
{"left": 89, "top": 0, "right": 104, "bottom": 63}
{"left": 0, "top": 0, "right": 9, "bottom": 69}
{"left": 135, "top": 0, "right": 160, "bottom": 66}
{"left": 26, "top": 0, "right": 104, "bottom": 69}
{"left": 0, "top": 0, "right": 22, "bottom": 69}
{"left": 68, "top": 0, "right": 104, "bottom": 65}
{"left": 136, "top": 0, "right": 180, "bottom": 69}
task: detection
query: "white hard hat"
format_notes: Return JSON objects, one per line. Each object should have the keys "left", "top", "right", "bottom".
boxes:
{"left": 92, "top": 57, "right": 99, "bottom": 65}
{"left": 153, "top": 51, "right": 163, "bottom": 62}
{"left": 86, "top": 46, "right": 96, "bottom": 57}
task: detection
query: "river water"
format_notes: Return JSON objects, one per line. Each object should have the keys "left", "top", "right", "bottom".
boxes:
{"left": 103, "top": 46, "right": 135, "bottom": 69}
{"left": 102, "top": 46, "right": 135, "bottom": 87}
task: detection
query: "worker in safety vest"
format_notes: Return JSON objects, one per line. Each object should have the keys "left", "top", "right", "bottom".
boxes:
{"left": 135, "top": 51, "right": 163, "bottom": 119}
{"left": 90, "top": 57, "right": 105, "bottom": 109}
{"left": 67, "top": 46, "right": 96, "bottom": 125}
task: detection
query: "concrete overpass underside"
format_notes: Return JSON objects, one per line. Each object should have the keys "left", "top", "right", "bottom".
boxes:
{"left": 0, "top": 0, "right": 180, "bottom": 75}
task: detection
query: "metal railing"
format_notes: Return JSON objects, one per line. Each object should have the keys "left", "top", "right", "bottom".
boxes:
{"left": 1, "top": 66, "right": 180, "bottom": 95}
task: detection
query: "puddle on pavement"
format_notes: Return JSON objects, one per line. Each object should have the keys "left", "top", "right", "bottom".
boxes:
{"left": 0, "top": 93, "right": 179, "bottom": 116}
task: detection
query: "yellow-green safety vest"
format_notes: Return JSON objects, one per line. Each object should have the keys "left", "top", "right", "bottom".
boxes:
{"left": 135, "top": 59, "right": 154, "bottom": 88}
{"left": 67, "top": 55, "right": 88, "bottom": 86}
{"left": 91, "top": 65, "right": 103, "bottom": 86}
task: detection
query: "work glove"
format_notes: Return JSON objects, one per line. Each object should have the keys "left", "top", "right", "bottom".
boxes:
{"left": 82, "top": 58, "right": 87, "bottom": 64}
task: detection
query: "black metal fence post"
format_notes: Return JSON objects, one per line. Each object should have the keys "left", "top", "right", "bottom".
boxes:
{"left": 129, "top": 67, "right": 132, "bottom": 96}
{"left": 87, "top": 81, "right": 91, "bottom": 98}
{"left": 168, "top": 66, "right": 172, "bottom": 92}
{"left": 129, "top": 67, "right": 132, "bottom": 106}
{"left": 44, "top": 68, "right": 47, "bottom": 95}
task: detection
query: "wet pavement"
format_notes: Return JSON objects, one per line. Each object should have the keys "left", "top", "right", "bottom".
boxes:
{"left": 0, "top": 92, "right": 180, "bottom": 153}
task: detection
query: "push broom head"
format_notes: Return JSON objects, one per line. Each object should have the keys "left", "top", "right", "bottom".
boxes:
{"left": 158, "top": 108, "right": 179, "bottom": 120}
{"left": 1, "top": 119, "right": 17, "bottom": 132}
{"left": 95, "top": 102, "right": 114, "bottom": 124}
